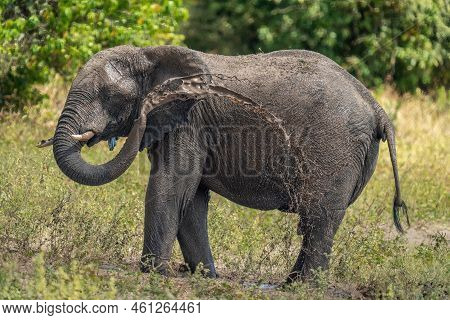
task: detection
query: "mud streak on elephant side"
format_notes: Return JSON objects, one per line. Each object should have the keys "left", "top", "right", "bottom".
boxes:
{"left": 141, "top": 74, "right": 335, "bottom": 213}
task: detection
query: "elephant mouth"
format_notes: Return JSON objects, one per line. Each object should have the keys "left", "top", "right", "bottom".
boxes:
{"left": 84, "top": 118, "right": 131, "bottom": 148}
{"left": 71, "top": 129, "right": 102, "bottom": 148}
{"left": 85, "top": 134, "right": 119, "bottom": 151}
{"left": 85, "top": 133, "right": 101, "bottom": 147}
{"left": 86, "top": 116, "right": 135, "bottom": 148}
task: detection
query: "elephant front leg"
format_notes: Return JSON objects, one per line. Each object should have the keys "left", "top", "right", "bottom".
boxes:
{"left": 140, "top": 192, "right": 180, "bottom": 275}
{"left": 140, "top": 129, "right": 206, "bottom": 275}
{"left": 288, "top": 208, "right": 345, "bottom": 282}
{"left": 140, "top": 168, "right": 201, "bottom": 275}
{"left": 177, "top": 185, "right": 217, "bottom": 277}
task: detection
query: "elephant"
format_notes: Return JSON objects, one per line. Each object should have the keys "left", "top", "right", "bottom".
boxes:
{"left": 38, "top": 45, "right": 409, "bottom": 282}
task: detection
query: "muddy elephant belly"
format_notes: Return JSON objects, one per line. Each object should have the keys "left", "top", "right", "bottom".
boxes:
{"left": 200, "top": 134, "right": 292, "bottom": 210}
{"left": 201, "top": 174, "right": 289, "bottom": 210}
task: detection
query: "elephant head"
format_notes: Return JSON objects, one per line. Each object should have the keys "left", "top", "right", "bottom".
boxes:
{"left": 38, "top": 45, "right": 208, "bottom": 186}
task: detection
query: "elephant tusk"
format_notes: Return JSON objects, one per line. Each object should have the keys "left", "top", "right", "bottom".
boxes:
{"left": 36, "top": 137, "right": 54, "bottom": 148}
{"left": 71, "top": 131, "right": 95, "bottom": 141}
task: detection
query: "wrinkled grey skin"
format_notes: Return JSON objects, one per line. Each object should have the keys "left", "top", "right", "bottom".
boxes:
{"left": 47, "top": 45, "right": 407, "bottom": 282}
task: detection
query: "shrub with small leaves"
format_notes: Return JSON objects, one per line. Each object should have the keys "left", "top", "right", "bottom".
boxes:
{"left": 0, "top": 0, "right": 188, "bottom": 111}
{"left": 185, "top": 0, "right": 449, "bottom": 93}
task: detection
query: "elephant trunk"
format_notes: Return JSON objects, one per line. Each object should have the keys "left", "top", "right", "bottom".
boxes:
{"left": 52, "top": 103, "right": 146, "bottom": 186}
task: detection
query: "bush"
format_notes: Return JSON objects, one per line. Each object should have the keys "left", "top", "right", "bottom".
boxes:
{"left": 0, "top": 0, "right": 188, "bottom": 112}
{"left": 184, "top": 0, "right": 449, "bottom": 93}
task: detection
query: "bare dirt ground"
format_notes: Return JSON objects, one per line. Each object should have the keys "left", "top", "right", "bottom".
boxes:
{"left": 385, "top": 221, "right": 450, "bottom": 246}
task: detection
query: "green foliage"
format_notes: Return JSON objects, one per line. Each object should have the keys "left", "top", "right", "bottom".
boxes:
{"left": 0, "top": 0, "right": 188, "bottom": 111}
{"left": 185, "top": 0, "right": 449, "bottom": 92}
{"left": 0, "top": 80, "right": 448, "bottom": 299}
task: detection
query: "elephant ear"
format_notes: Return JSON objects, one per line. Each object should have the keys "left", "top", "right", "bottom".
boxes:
{"left": 138, "top": 46, "right": 210, "bottom": 150}
{"left": 140, "top": 99, "right": 200, "bottom": 150}
{"left": 140, "top": 46, "right": 209, "bottom": 88}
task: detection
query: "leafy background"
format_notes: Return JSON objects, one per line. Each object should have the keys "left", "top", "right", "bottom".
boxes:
{"left": 0, "top": 0, "right": 187, "bottom": 110}
{"left": 1, "top": 0, "right": 449, "bottom": 113}
{"left": 186, "top": 0, "right": 449, "bottom": 92}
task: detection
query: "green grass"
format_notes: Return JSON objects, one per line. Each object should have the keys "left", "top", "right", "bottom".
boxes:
{"left": 0, "top": 80, "right": 448, "bottom": 299}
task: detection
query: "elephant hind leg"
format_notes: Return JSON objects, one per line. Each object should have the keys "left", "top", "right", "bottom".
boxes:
{"left": 288, "top": 207, "right": 345, "bottom": 283}
{"left": 288, "top": 161, "right": 364, "bottom": 282}
{"left": 177, "top": 184, "right": 217, "bottom": 278}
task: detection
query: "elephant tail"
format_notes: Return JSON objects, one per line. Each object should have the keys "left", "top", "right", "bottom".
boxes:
{"left": 378, "top": 111, "right": 410, "bottom": 233}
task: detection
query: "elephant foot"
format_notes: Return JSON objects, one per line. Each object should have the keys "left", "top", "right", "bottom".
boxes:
{"left": 139, "top": 254, "right": 169, "bottom": 276}
{"left": 177, "top": 263, "right": 191, "bottom": 274}
{"left": 177, "top": 262, "right": 218, "bottom": 278}
{"left": 284, "top": 270, "right": 315, "bottom": 285}
{"left": 140, "top": 258, "right": 218, "bottom": 279}
{"left": 199, "top": 267, "right": 218, "bottom": 279}
{"left": 285, "top": 271, "right": 302, "bottom": 284}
